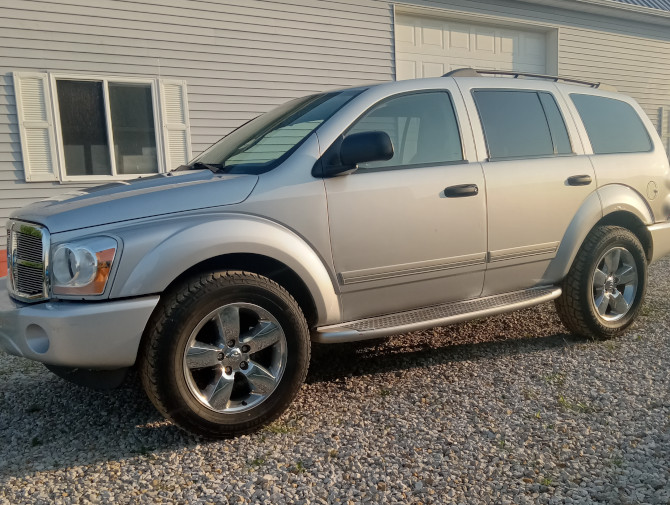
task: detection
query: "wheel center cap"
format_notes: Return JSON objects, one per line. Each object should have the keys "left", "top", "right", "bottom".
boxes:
{"left": 226, "top": 347, "right": 243, "bottom": 365}
{"left": 605, "top": 277, "right": 615, "bottom": 293}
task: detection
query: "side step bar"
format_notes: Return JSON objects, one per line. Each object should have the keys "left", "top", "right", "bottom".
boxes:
{"left": 313, "top": 287, "right": 562, "bottom": 344}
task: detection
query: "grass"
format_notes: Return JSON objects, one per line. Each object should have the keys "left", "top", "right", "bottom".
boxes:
{"left": 379, "top": 389, "right": 391, "bottom": 397}
{"left": 248, "top": 456, "right": 266, "bottom": 468}
{"left": 540, "top": 476, "right": 553, "bottom": 486}
{"left": 557, "top": 395, "right": 593, "bottom": 413}
{"left": 292, "top": 461, "right": 306, "bottom": 474}
{"left": 544, "top": 373, "right": 566, "bottom": 387}
{"left": 265, "top": 421, "right": 295, "bottom": 434}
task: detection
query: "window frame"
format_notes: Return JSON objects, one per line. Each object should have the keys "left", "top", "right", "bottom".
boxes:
{"left": 472, "top": 88, "right": 576, "bottom": 162}
{"left": 50, "top": 73, "right": 165, "bottom": 182}
{"left": 569, "top": 92, "right": 654, "bottom": 156}
{"left": 336, "top": 89, "right": 468, "bottom": 174}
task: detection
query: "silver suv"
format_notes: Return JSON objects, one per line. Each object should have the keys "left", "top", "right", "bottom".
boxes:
{"left": 2, "top": 69, "right": 670, "bottom": 438}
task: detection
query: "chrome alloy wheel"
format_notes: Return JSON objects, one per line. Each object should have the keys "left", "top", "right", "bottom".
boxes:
{"left": 183, "top": 303, "right": 287, "bottom": 413}
{"left": 591, "top": 246, "right": 638, "bottom": 322}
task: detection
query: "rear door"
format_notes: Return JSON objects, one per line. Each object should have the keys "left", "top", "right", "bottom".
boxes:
{"left": 458, "top": 81, "right": 596, "bottom": 296}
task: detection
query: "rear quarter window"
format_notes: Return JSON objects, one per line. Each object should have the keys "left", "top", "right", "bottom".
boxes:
{"left": 570, "top": 94, "right": 652, "bottom": 154}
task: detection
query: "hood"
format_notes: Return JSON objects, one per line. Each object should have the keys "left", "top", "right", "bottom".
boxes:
{"left": 11, "top": 170, "right": 259, "bottom": 233}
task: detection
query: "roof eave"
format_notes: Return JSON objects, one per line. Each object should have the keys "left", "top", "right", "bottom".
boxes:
{"left": 517, "top": 0, "right": 670, "bottom": 26}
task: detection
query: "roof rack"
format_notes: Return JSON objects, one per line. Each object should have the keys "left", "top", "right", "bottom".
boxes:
{"left": 442, "top": 68, "right": 617, "bottom": 92}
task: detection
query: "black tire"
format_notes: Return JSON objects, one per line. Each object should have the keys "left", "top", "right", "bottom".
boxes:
{"left": 555, "top": 225, "right": 647, "bottom": 340}
{"left": 139, "top": 271, "right": 310, "bottom": 438}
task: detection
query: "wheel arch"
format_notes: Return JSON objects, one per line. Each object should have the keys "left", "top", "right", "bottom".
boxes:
{"left": 543, "top": 186, "right": 653, "bottom": 283}
{"left": 110, "top": 215, "right": 341, "bottom": 327}
{"left": 160, "top": 253, "right": 320, "bottom": 328}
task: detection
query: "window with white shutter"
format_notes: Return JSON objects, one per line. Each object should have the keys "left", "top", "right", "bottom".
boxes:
{"left": 12, "top": 72, "right": 191, "bottom": 182}
{"left": 13, "top": 72, "right": 58, "bottom": 182}
{"left": 160, "top": 80, "right": 192, "bottom": 171}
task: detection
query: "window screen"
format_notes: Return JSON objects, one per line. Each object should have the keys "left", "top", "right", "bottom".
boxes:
{"left": 346, "top": 92, "right": 463, "bottom": 170}
{"left": 474, "top": 90, "right": 557, "bottom": 160}
{"left": 57, "top": 80, "right": 112, "bottom": 176}
{"left": 570, "top": 94, "right": 652, "bottom": 154}
{"left": 56, "top": 79, "right": 159, "bottom": 176}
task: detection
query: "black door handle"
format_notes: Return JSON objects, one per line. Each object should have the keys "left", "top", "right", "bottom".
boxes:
{"left": 567, "top": 174, "right": 592, "bottom": 186}
{"left": 444, "top": 184, "right": 479, "bottom": 197}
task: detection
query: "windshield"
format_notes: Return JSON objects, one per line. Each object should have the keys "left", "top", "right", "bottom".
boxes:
{"left": 191, "top": 89, "right": 363, "bottom": 174}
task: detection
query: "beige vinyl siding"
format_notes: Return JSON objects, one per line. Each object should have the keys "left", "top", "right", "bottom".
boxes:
{"left": 0, "top": 0, "right": 668, "bottom": 253}
{"left": 0, "top": 0, "right": 393, "bottom": 248}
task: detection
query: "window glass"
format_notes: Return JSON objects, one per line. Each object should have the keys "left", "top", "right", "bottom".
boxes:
{"left": 57, "top": 79, "right": 160, "bottom": 177}
{"left": 570, "top": 94, "right": 652, "bottom": 154}
{"left": 346, "top": 92, "right": 463, "bottom": 170}
{"left": 196, "top": 90, "right": 362, "bottom": 174}
{"left": 109, "top": 83, "right": 158, "bottom": 174}
{"left": 474, "top": 90, "right": 554, "bottom": 159}
{"left": 56, "top": 80, "right": 112, "bottom": 176}
{"left": 538, "top": 92, "right": 572, "bottom": 155}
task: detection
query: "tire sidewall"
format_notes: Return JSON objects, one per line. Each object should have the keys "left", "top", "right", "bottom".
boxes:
{"left": 584, "top": 230, "right": 647, "bottom": 332}
{"left": 154, "top": 275, "right": 309, "bottom": 434}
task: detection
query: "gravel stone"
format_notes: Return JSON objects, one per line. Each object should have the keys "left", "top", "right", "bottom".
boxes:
{"left": 1, "top": 258, "right": 670, "bottom": 504}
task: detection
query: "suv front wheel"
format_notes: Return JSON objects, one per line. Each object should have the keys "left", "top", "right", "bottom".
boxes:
{"left": 139, "top": 271, "right": 310, "bottom": 438}
{"left": 555, "top": 225, "right": 647, "bottom": 340}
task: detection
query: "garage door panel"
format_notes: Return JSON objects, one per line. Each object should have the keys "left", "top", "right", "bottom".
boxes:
{"left": 395, "top": 13, "right": 547, "bottom": 80}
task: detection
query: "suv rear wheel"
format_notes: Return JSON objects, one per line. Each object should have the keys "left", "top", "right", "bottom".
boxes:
{"left": 555, "top": 225, "right": 647, "bottom": 339}
{"left": 139, "top": 271, "right": 310, "bottom": 438}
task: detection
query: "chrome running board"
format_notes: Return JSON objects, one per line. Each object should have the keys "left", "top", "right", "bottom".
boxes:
{"left": 313, "top": 287, "right": 561, "bottom": 343}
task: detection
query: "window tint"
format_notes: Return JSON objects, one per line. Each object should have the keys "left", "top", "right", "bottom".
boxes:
{"left": 346, "top": 92, "right": 463, "bottom": 170}
{"left": 538, "top": 92, "right": 572, "bottom": 155}
{"left": 474, "top": 90, "right": 555, "bottom": 160}
{"left": 570, "top": 94, "right": 652, "bottom": 154}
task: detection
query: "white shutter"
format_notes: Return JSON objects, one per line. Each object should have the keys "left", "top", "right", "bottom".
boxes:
{"left": 13, "top": 72, "right": 58, "bottom": 182}
{"left": 159, "top": 80, "right": 192, "bottom": 170}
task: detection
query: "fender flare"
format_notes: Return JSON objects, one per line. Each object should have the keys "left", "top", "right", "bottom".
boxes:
{"left": 110, "top": 214, "right": 341, "bottom": 325}
{"left": 542, "top": 184, "right": 653, "bottom": 283}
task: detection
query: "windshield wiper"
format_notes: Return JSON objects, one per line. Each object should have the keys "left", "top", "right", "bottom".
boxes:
{"left": 189, "top": 161, "right": 226, "bottom": 173}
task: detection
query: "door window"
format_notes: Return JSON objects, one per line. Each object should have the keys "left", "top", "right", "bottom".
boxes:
{"left": 474, "top": 90, "right": 572, "bottom": 160}
{"left": 346, "top": 91, "right": 463, "bottom": 170}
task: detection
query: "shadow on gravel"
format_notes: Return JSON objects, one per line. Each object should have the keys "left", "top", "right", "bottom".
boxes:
{"left": 0, "top": 307, "right": 581, "bottom": 479}
{"left": 308, "top": 326, "right": 585, "bottom": 384}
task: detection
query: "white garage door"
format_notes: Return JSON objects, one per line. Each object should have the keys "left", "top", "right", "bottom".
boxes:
{"left": 395, "top": 13, "right": 547, "bottom": 80}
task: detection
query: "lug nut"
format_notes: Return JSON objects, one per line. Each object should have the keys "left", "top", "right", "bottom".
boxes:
{"left": 241, "top": 345, "right": 250, "bottom": 353}
{"left": 217, "top": 352, "right": 224, "bottom": 361}
{"left": 240, "top": 361, "right": 248, "bottom": 370}
{"left": 224, "top": 366, "right": 233, "bottom": 375}
{"left": 227, "top": 340, "right": 236, "bottom": 347}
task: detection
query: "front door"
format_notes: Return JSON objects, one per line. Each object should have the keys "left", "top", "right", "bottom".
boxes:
{"left": 323, "top": 90, "right": 488, "bottom": 321}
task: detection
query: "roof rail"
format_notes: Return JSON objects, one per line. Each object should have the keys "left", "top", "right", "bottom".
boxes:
{"left": 442, "top": 68, "right": 617, "bottom": 92}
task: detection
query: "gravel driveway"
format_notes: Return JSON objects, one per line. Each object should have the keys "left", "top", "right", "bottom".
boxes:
{"left": 1, "top": 259, "right": 669, "bottom": 505}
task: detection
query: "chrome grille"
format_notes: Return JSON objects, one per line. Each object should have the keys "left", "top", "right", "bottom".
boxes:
{"left": 7, "top": 220, "right": 50, "bottom": 302}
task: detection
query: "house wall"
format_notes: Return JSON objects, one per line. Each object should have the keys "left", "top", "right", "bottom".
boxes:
{"left": 1, "top": 0, "right": 669, "bottom": 278}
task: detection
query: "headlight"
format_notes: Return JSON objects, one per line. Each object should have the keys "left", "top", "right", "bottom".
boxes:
{"left": 51, "top": 237, "right": 117, "bottom": 296}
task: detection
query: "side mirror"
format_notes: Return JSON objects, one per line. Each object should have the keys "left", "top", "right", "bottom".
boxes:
{"left": 321, "top": 131, "right": 394, "bottom": 177}
{"left": 341, "top": 131, "right": 394, "bottom": 167}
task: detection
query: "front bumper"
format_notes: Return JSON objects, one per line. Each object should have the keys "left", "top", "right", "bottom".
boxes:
{"left": 0, "top": 278, "right": 159, "bottom": 368}
{"left": 648, "top": 222, "right": 670, "bottom": 264}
